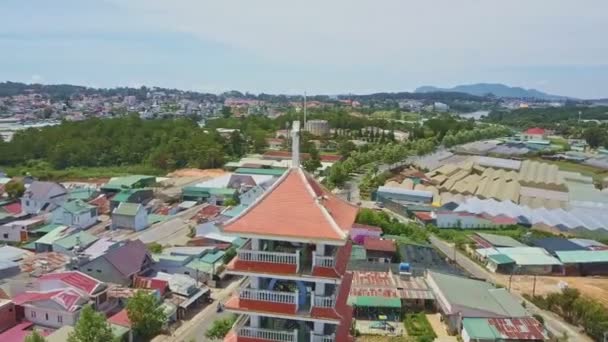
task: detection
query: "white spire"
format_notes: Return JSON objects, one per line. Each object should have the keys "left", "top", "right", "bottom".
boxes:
{"left": 291, "top": 120, "right": 300, "bottom": 168}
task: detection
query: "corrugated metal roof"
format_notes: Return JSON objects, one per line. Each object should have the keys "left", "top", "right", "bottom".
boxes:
{"left": 488, "top": 254, "right": 515, "bottom": 265}
{"left": 352, "top": 296, "right": 401, "bottom": 308}
{"left": 555, "top": 250, "right": 608, "bottom": 264}
{"left": 476, "top": 233, "right": 526, "bottom": 248}
{"left": 377, "top": 186, "right": 433, "bottom": 199}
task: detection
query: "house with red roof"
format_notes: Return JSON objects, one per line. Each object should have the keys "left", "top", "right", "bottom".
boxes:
{"left": 350, "top": 223, "right": 382, "bottom": 245}
{"left": 522, "top": 127, "right": 546, "bottom": 141}
{"left": 12, "top": 288, "right": 88, "bottom": 328}
{"left": 363, "top": 237, "right": 397, "bottom": 263}
{"left": 38, "top": 271, "right": 112, "bottom": 311}
{"left": 221, "top": 122, "right": 357, "bottom": 342}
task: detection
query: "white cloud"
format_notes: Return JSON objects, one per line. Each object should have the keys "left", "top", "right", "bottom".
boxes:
{"left": 30, "top": 74, "right": 44, "bottom": 83}
{"left": 108, "top": 0, "right": 608, "bottom": 69}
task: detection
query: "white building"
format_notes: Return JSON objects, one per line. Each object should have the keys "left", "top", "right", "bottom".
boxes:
{"left": 21, "top": 181, "right": 68, "bottom": 214}
{"left": 111, "top": 202, "right": 148, "bottom": 231}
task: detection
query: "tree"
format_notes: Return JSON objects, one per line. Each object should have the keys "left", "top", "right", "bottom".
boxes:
{"left": 302, "top": 146, "right": 322, "bottom": 173}
{"left": 221, "top": 106, "right": 232, "bottom": 118}
{"left": 583, "top": 126, "right": 606, "bottom": 149}
{"left": 223, "top": 247, "right": 237, "bottom": 263}
{"left": 228, "top": 130, "right": 246, "bottom": 157}
{"left": 4, "top": 180, "right": 25, "bottom": 199}
{"left": 223, "top": 197, "right": 239, "bottom": 207}
{"left": 25, "top": 331, "right": 46, "bottom": 342}
{"left": 147, "top": 242, "right": 163, "bottom": 254}
{"left": 206, "top": 315, "right": 237, "bottom": 340}
{"left": 127, "top": 290, "right": 167, "bottom": 340}
{"left": 338, "top": 140, "right": 357, "bottom": 159}
{"left": 68, "top": 305, "right": 115, "bottom": 342}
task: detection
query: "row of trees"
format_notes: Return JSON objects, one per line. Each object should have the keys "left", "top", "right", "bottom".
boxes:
{"left": 442, "top": 125, "right": 511, "bottom": 147}
{"left": 529, "top": 288, "right": 608, "bottom": 341}
{"left": 325, "top": 138, "right": 437, "bottom": 188}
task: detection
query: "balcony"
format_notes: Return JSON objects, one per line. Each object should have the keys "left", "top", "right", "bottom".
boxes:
{"left": 238, "top": 327, "right": 298, "bottom": 342}
{"left": 311, "top": 293, "right": 335, "bottom": 308}
{"left": 229, "top": 247, "right": 301, "bottom": 275}
{"left": 312, "top": 254, "right": 335, "bottom": 268}
{"left": 310, "top": 333, "right": 335, "bottom": 342}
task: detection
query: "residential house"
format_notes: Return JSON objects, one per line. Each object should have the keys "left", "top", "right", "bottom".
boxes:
{"left": 52, "top": 231, "right": 98, "bottom": 256}
{"left": 151, "top": 247, "right": 223, "bottom": 282}
{"left": 12, "top": 289, "right": 88, "bottom": 328}
{"left": 109, "top": 188, "right": 154, "bottom": 211}
{"left": 426, "top": 270, "right": 531, "bottom": 334}
{"left": 350, "top": 223, "right": 382, "bottom": 245}
{"left": 101, "top": 175, "right": 156, "bottom": 193}
{"left": 75, "top": 239, "right": 152, "bottom": 285}
{"left": 461, "top": 317, "right": 547, "bottom": 342}
{"left": 0, "top": 218, "right": 45, "bottom": 243}
{"left": 522, "top": 127, "right": 546, "bottom": 141}
{"left": 37, "top": 271, "right": 111, "bottom": 311}
{"left": 21, "top": 181, "right": 68, "bottom": 214}
{"left": 34, "top": 225, "right": 71, "bottom": 253}
{"left": 112, "top": 202, "right": 148, "bottom": 231}
{"left": 363, "top": 237, "right": 397, "bottom": 263}
{"left": 0, "top": 299, "right": 16, "bottom": 333}
{"left": 52, "top": 199, "right": 98, "bottom": 229}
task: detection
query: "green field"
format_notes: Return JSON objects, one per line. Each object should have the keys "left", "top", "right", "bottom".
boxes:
{"left": 1, "top": 163, "right": 164, "bottom": 181}
{"left": 370, "top": 110, "right": 420, "bottom": 121}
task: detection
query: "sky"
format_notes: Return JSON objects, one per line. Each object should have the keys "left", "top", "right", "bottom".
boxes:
{"left": 1, "top": 0, "right": 608, "bottom": 98}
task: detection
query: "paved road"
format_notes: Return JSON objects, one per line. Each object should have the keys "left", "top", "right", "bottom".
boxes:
{"left": 131, "top": 204, "right": 204, "bottom": 244}
{"left": 429, "top": 235, "right": 592, "bottom": 342}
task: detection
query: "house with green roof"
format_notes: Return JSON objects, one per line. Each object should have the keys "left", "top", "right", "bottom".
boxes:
{"left": 68, "top": 188, "right": 97, "bottom": 201}
{"left": 52, "top": 199, "right": 98, "bottom": 229}
{"left": 426, "top": 270, "right": 530, "bottom": 334}
{"left": 112, "top": 202, "right": 148, "bottom": 231}
{"left": 182, "top": 186, "right": 237, "bottom": 205}
{"left": 52, "top": 231, "right": 99, "bottom": 255}
{"left": 110, "top": 188, "right": 154, "bottom": 211}
{"left": 150, "top": 248, "right": 224, "bottom": 282}
{"left": 101, "top": 175, "right": 156, "bottom": 192}
{"left": 35, "top": 225, "right": 70, "bottom": 252}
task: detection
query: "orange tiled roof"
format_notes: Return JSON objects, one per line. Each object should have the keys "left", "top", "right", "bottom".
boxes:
{"left": 221, "top": 168, "right": 357, "bottom": 242}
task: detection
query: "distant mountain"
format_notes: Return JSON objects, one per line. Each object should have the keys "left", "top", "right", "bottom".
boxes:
{"left": 415, "top": 83, "right": 570, "bottom": 100}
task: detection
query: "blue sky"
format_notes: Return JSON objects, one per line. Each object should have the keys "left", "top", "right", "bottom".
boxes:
{"left": 1, "top": 0, "right": 608, "bottom": 98}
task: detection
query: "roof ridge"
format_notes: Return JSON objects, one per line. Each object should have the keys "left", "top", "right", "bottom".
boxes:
{"left": 221, "top": 168, "right": 293, "bottom": 229}
{"left": 297, "top": 168, "right": 347, "bottom": 240}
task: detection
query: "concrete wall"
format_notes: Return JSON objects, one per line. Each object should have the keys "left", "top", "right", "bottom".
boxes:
{"left": 53, "top": 208, "right": 98, "bottom": 229}
{"left": 80, "top": 258, "right": 129, "bottom": 285}
{"left": 24, "top": 305, "right": 78, "bottom": 328}
{"left": 0, "top": 302, "right": 16, "bottom": 333}
{"left": 22, "top": 194, "right": 67, "bottom": 215}
{"left": 0, "top": 224, "right": 27, "bottom": 242}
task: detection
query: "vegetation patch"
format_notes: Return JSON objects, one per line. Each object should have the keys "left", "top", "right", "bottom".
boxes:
{"left": 403, "top": 313, "right": 437, "bottom": 342}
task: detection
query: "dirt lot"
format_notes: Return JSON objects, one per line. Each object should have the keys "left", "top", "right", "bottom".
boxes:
{"left": 167, "top": 168, "right": 226, "bottom": 178}
{"left": 495, "top": 273, "right": 608, "bottom": 308}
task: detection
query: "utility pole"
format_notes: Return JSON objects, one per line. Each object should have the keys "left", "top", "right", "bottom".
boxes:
{"left": 532, "top": 274, "right": 537, "bottom": 297}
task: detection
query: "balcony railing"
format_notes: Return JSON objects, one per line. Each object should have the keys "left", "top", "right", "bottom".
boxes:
{"left": 238, "top": 249, "right": 299, "bottom": 266}
{"left": 238, "top": 326, "right": 298, "bottom": 342}
{"left": 312, "top": 293, "right": 335, "bottom": 308}
{"left": 240, "top": 287, "right": 299, "bottom": 308}
{"left": 310, "top": 333, "right": 335, "bottom": 342}
{"left": 313, "top": 253, "right": 335, "bottom": 268}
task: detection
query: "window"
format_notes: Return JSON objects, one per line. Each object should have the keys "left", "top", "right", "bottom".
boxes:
{"left": 184, "top": 271, "right": 190, "bottom": 275}
{"left": 96, "top": 269, "right": 102, "bottom": 273}
{"left": 26, "top": 200, "right": 30, "bottom": 206}
{"left": 58, "top": 315, "right": 63, "bottom": 323}
{"left": 45, "top": 313, "right": 49, "bottom": 320}
{"left": 31, "top": 311, "right": 36, "bottom": 318}
{"left": 2, "top": 234, "right": 7, "bottom": 239}
{"left": 87, "top": 268, "right": 93, "bottom": 272}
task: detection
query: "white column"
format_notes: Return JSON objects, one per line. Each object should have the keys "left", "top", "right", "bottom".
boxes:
{"left": 251, "top": 238, "right": 260, "bottom": 251}
{"left": 317, "top": 243, "right": 326, "bottom": 256}
{"left": 314, "top": 281, "right": 325, "bottom": 296}
{"left": 250, "top": 276, "right": 260, "bottom": 289}
{"left": 291, "top": 121, "right": 300, "bottom": 167}
{"left": 250, "top": 315, "right": 260, "bottom": 328}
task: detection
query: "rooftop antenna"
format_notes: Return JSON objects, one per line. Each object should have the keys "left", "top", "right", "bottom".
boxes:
{"left": 578, "top": 111, "right": 582, "bottom": 124}
{"left": 291, "top": 121, "right": 301, "bottom": 168}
